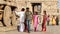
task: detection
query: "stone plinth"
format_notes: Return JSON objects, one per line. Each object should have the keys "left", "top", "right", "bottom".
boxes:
{"left": 0, "top": 26, "right": 17, "bottom": 32}
{"left": 0, "top": 21, "right": 3, "bottom": 26}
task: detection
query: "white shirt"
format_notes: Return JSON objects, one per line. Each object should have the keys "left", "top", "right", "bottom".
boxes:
{"left": 15, "top": 11, "right": 25, "bottom": 22}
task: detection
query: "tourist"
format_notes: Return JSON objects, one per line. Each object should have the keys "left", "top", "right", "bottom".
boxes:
{"left": 25, "top": 7, "right": 32, "bottom": 33}
{"left": 33, "top": 12, "right": 39, "bottom": 32}
{"left": 24, "top": 14, "right": 28, "bottom": 32}
{"left": 47, "top": 15, "right": 50, "bottom": 26}
{"left": 42, "top": 11, "right": 47, "bottom": 32}
{"left": 52, "top": 16, "right": 56, "bottom": 25}
{"left": 15, "top": 8, "right": 25, "bottom": 32}
{"left": 56, "top": 16, "right": 59, "bottom": 25}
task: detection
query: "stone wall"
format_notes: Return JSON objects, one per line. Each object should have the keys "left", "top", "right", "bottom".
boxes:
{"left": 9, "top": 0, "right": 58, "bottom": 24}
{"left": 13, "top": 0, "right": 58, "bottom": 14}
{"left": 0, "top": 0, "right": 59, "bottom": 31}
{"left": 0, "top": 0, "right": 59, "bottom": 26}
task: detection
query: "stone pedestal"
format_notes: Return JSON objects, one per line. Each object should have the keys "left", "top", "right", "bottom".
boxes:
{"left": 0, "top": 26, "right": 17, "bottom": 32}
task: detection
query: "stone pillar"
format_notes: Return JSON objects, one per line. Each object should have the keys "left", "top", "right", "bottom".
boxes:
{"left": 3, "top": 6, "right": 12, "bottom": 27}
{"left": 11, "top": 11, "right": 17, "bottom": 26}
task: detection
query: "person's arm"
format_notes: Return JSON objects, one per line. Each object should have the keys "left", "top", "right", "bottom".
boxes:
{"left": 15, "top": 11, "right": 20, "bottom": 15}
{"left": 38, "top": 15, "right": 39, "bottom": 24}
{"left": 32, "top": 15, "right": 34, "bottom": 22}
{"left": 24, "top": 12, "right": 26, "bottom": 21}
{"left": 24, "top": 12, "right": 27, "bottom": 24}
{"left": 30, "top": 11, "right": 33, "bottom": 19}
{"left": 14, "top": 11, "right": 20, "bottom": 18}
{"left": 25, "top": 12, "right": 27, "bottom": 19}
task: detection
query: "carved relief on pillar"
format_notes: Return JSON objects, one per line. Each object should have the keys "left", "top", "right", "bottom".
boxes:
{"left": 0, "top": 5, "right": 4, "bottom": 10}
{"left": 3, "top": 6, "right": 12, "bottom": 27}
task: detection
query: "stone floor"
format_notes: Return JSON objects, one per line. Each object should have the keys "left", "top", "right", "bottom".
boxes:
{"left": 0, "top": 24, "right": 60, "bottom": 34}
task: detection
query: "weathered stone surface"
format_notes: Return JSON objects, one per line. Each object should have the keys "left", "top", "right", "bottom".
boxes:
{"left": 3, "top": 6, "right": 12, "bottom": 27}
{"left": 0, "top": 21, "right": 3, "bottom": 26}
{"left": 0, "top": 26, "right": 17, "bottom": 32}
{"left": 0, "top": 0, "right": 59, "bottom": 31}
{"left": 11, "top": 11, "right": 17, "bottom": 26}
{"left": 0, "top": 10, "right": 3, "bottom": 20}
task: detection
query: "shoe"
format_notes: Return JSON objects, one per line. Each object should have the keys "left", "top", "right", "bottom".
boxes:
{"left": 28, "top": 31, "right": 30, "bottom": 33}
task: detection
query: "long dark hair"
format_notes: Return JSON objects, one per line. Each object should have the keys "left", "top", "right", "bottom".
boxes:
{"left": 43, "top": 11, "right": 46, "bottom": 15}
{"left": 34, "top": 12, "right": 38, "bottom": 15}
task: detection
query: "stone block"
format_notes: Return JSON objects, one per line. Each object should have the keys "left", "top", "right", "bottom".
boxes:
{"left": 0, "top": 21, "right": 3, "bottom": 26}
{"left": 0, "top": 26, "right": 17, "bottom": 32}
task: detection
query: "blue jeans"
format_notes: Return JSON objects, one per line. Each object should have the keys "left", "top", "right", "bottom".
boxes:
{"left": 26, "top": 20, "right": 30, "bottom": 32}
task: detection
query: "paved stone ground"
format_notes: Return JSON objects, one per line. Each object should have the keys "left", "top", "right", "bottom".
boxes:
{"left": 0, "top": 24, "right": 60, "bottom": 34}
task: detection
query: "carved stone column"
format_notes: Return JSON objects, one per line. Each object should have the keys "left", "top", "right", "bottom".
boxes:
{"left": 11, "top": 11, "right": 17, "bottom": 26}
{"left": 3, "top": 6, "right": 12, "bottom": 27}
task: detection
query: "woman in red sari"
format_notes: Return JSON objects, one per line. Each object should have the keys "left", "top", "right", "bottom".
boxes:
{"left": 42, "top": 11, "right": 47, "bottom": 32}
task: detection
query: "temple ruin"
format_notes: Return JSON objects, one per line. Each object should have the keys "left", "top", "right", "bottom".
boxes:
{"left": 0, "top": 0, "right": 59, "bottom": 31}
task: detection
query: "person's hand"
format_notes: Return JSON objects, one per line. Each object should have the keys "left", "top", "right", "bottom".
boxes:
{"left": 16, "top": 15, "right": 20, "bottom": 18}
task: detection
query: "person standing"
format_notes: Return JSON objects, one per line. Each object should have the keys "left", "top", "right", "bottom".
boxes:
{"left": 33, "top": 12, "right": 39, "bottom": 32}
{"left": 47, "top": 15, "right": 50, "bottom": 26}
{"left": 52, "top": 16, "right": 56, "bottom": 25}
{"left": 25, "top": 7, "right": 32, "bottom": 33}
{"left": 56, "top": 16, "right": 59, "bottom": 25}
{"left": 15, "top": 8, "right": 25, "bottom": 32}
{"left": 42, "top": 11, "right": 47, "bottom": 32}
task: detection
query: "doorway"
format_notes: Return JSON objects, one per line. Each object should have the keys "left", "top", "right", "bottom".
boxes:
{"left": 32, "top": 3, "right": 42, "bottom": 23}
{"left": 32, "top": 3, "right": 42, "bottom": 15}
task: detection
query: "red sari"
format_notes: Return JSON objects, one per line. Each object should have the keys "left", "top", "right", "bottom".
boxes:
{"left": 42, "top": 15, "right": 47, "bottom": 31}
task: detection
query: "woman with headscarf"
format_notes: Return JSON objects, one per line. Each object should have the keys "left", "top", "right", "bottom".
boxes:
{"left": 42, "top": 11, "right": 47, "bottom": 32}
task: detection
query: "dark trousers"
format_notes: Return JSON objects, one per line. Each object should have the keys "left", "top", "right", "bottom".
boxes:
{"left": 47, "top": 21, "right": 49, "bottom": 26}
{"left": 26, "top": 20, "right": 30, "bottom": 32}
{"left": 24, "top": 22, "right": 28, "bottom": 32}
{"left": 56, "top": 21, "right": 59, "bottom": 25}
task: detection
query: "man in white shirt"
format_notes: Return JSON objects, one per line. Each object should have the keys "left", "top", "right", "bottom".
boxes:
{"left": 15, "top": 8, "right": 25, "bottom": 32}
